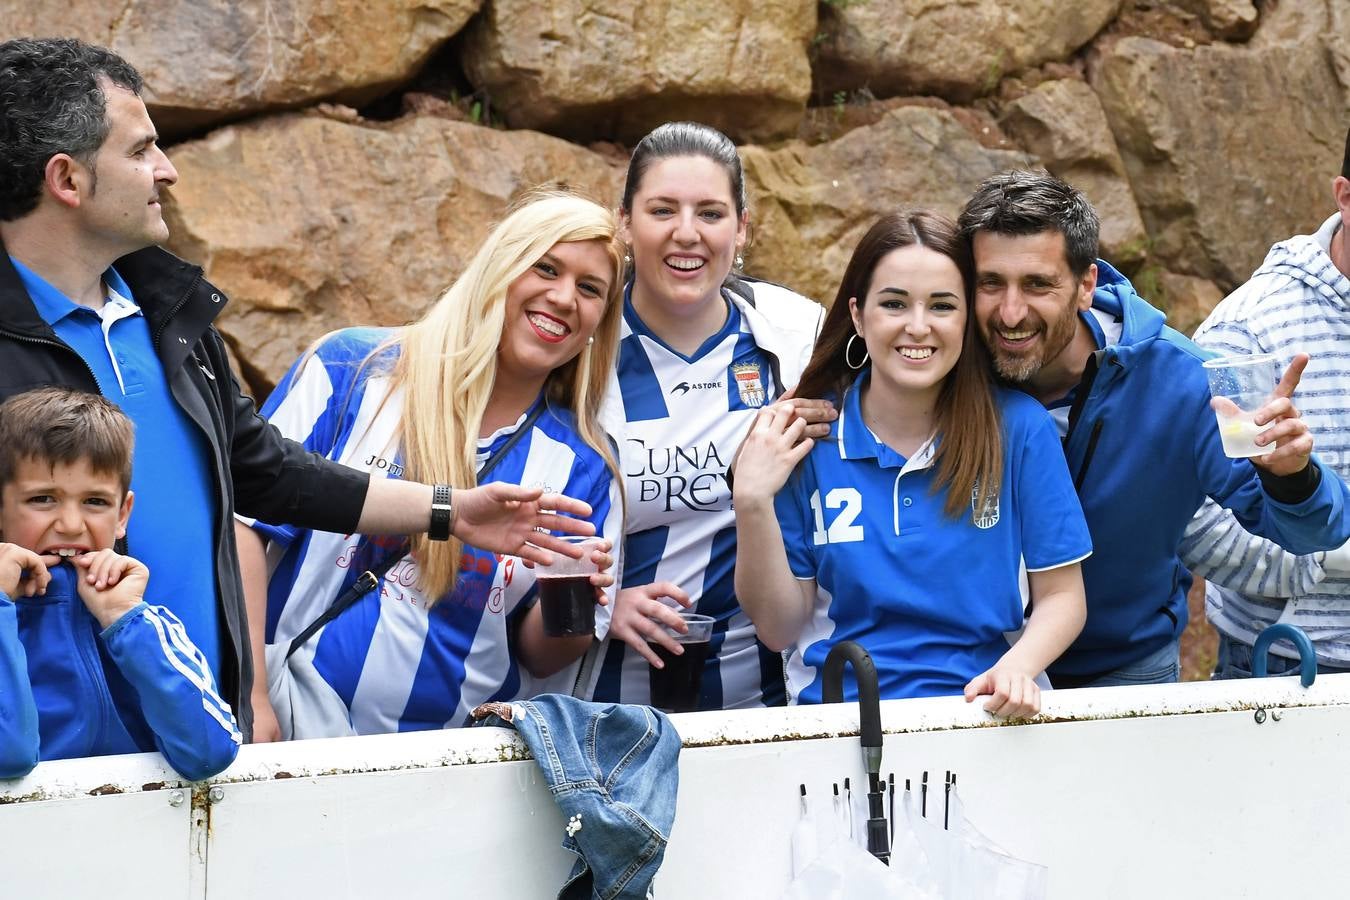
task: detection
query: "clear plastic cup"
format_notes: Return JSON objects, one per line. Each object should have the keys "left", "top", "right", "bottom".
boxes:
{"left": 1202, "top": 353, "right": 1280, "bottom": 458}
{"left": 647, "top": 612, "right": 715, "bottom": 713}
{"left": 534, "top": 536, "right": 603, "bottom": 637}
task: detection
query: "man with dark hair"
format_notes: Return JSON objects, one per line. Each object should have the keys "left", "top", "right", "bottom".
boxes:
{"left": 0, "top": 40, "right": 144, "bottom": 221}
{"left": 1180, "top": 129, "right": 1350, "bottom": 679}
{"left": 958, "top": 169, "right": 1350, "bottom": 688}
{"left": 0, "top": 37, "right": 599, "bottom": 740}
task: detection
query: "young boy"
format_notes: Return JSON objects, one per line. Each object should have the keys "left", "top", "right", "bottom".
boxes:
{"left": 0, "top": 387, "right": 240, "bottom": 780}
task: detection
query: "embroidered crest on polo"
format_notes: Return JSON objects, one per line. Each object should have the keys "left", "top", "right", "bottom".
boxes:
{"left": 731, "top": 362, "right": 765, "bottom": 407}
{"left": 971, "top": 481, "right": 1000, "bottom": 529}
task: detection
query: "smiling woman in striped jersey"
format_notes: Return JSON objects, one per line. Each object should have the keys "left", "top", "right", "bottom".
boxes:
{"left": 235, "top": 189, "right": 626, "bottom": 741}
{"left": 581, "top": 122, "right": 833, "bottom": 711}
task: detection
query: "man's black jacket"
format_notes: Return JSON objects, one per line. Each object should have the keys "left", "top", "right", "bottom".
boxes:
{"left": 0, "top": 243, "right": 370, "bottom": 740}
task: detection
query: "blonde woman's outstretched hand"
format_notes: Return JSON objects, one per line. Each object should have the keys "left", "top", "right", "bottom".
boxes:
{"left": 453, "top": 483, "right": 594, "bottom": 566}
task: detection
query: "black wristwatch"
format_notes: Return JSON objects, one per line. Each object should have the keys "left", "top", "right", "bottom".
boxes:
{"left": 428, "top": 484, "right": 454, "bottom": 541}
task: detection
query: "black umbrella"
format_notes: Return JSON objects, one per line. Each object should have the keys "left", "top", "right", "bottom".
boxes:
{"left": 821, "top": 640, "right": 890, "bottom": 864}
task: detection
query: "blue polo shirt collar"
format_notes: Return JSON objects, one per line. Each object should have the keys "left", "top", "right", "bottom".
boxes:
{"left": 10, "top": 257, "right": 143, "bottom": 393}
{"left": 834, "top": 369, "right": 937, "bottom": 474}
{"left": 10, "top": 256, "right": 139, "bottom": 326}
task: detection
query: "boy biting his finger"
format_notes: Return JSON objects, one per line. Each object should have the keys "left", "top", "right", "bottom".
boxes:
{"left": 0, "top": 387, "right": 240, "bottom": 780}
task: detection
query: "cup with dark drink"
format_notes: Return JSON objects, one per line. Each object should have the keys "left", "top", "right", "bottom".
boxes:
{"left": 648, "top": 612, "right": 715, "bottom": 713}
{"left": 536, "top": 536, "right": 603, "bottom": 637}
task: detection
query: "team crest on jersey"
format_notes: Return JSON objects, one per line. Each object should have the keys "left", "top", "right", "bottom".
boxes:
{"left": 732, "top": 363, "right": 766, "bottom": 408}
{"left": 971, "top": 481, "right": 1000, "bottom": 529}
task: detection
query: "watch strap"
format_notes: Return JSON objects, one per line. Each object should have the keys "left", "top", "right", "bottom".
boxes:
{"left": 428, "top": 483, "right": 453, "bottom": 541}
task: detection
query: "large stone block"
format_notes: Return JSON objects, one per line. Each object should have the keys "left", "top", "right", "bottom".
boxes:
{"left": 741, "top": 106, "right": 1033, "bottom": 305}
{"left": 1171, "top": 0, "right": 1259, "bottom": 40}
{"left": 816, "top": 0, "right": 1123, "bottom": 102}
{"left": 162, "top": 112, "right": 621, "bottom": 392}
{"left": 1091, "top": 0, "right": 1350, "bottom": 289}
{"left": 2, "top": 0, "right": 480, "bottom": 134}
{"left": 460, "top": 0, "right": 815, "bottom": 143}
{"left": 1156, "top": 270, "right": 1223, "bottom": 337}
{"left": 999, "top": 78, "right": 1148, "bottom": 268}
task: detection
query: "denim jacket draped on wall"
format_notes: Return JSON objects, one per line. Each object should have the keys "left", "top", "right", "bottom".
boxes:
{"left": 473, "top": 694, "right": 681, "bottom": 900}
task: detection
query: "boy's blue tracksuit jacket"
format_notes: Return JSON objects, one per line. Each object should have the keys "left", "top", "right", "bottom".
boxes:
{"left": 0, "top": 563, "right": 240, "bottom": 780}
{"left": 1049, "top": 261, "right": 1350, "bottom": 680}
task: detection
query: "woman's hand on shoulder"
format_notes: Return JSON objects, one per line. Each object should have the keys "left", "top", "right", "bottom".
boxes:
{"left": 773, "top": 390, "right": 837, "bottom": 441}
{"left": 963, "top": 665, "right": 1042, "bottom": 719}
{"left": 608, "top": 582, "right": 693, "bottom": 667}
{"left": 732, "top": 405, "right": 816, "bottom": 508}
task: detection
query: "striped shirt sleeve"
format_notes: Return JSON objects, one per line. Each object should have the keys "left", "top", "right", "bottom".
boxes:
{"left": 1180, "top": 496, "right": 1327, "bottom": 598}
{"left": 102, "top": 602, "right": 242, "bottom": 781}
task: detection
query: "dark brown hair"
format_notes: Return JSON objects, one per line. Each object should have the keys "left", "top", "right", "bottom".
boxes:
{"left": 796, "top": 210, "right": 1002, "bottom": 519}
{"left": 0, "top": 38, "right": 145, "bottom": 221}
{"left": 0, "top": 387, "right": 134, "bottom": 492}
{"left": 957, "top": 170, "right": 1100, "bottom": 279}
{"left": 620, "top": 121, "right": 745, "bottom": 216}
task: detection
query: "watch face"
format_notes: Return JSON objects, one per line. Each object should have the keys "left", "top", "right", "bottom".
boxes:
{"left": 428, "top": 485, "right": 453, "bottom": 541}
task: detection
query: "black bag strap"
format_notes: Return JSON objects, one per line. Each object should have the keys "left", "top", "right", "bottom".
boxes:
{"left": 477, "top": 401, "right": 546, "bottom": 481}
{"left": 284, "top": 401, "right": 549, "bottom": 661}
{"left": 284, "top": 551, "right": 403, "bottom": 660}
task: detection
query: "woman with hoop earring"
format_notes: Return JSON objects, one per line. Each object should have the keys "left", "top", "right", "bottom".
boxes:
{"left": 733, "top": 210, "right": 1090, "bottom": 718}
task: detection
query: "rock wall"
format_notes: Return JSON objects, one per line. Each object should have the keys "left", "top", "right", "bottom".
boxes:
{"left": 4, "top": 0, "right": 1346, "bottom": 392}
{"left": 3, "top": 0, "right": 482, "bottom": 135}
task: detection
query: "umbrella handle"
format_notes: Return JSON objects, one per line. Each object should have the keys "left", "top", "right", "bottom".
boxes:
{"left": 1251, "top": 623, "right": 1316, "bottom": 687}
{"left": 821, "top": 641, "right": 882, "bottom": 752}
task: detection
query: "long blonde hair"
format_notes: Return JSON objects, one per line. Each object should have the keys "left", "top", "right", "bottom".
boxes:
{"left": 382, "top": 188, "right": 624, "bottom": 600}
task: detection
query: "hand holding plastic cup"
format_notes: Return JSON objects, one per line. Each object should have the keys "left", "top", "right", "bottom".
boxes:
{"left": 647, "top": 611, "right": 714, "bottom": 713}
{"left": 1202, "top": 353, "right": 1280, "bottom": 458}
{"left": 536, "top": 535, "right": 604, "bottom": 637}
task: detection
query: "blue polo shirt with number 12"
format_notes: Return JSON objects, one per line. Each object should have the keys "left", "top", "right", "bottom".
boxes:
{"left": 775, "top": 373, "right": 1092, "bottom": 704}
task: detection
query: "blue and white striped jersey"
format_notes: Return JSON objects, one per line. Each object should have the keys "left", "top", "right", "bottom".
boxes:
{"left": 1181, "top": 213, "right": 1350, "bottom": 665}
{"left": 246, "top": 328, "right": 620, "bottom": 738}
{"left": 588, "top": 289, "right": 791, "bottom": 710}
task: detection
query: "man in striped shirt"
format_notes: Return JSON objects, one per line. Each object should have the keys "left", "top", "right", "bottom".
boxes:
{"left": 1181, "top": 127, "right": 1350, "bottom": 677}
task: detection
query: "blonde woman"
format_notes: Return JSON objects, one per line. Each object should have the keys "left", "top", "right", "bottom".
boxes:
{"left": 239, "top": 190, "right": 625, "bottom": 740}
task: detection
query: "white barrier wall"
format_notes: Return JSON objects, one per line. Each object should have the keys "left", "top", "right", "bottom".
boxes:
{"left": 3, "top": 676, "right": 1349, "bottom": 898}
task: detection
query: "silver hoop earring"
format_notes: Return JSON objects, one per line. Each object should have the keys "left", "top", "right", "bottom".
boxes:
{"left": 845, "top": 333, "right": 869, "bottom": 370}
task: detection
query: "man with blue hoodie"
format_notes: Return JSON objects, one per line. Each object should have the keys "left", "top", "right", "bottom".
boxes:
{"left": 957, "top": 170, "right": 1350, "bottom": 688}
{"left": 1180, "top": 129, "right": 1350, "bottom": 679}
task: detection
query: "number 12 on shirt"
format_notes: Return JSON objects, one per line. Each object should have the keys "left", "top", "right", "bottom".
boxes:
{"left": 810, "top": 488, "right": 865, "bottom": 545}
